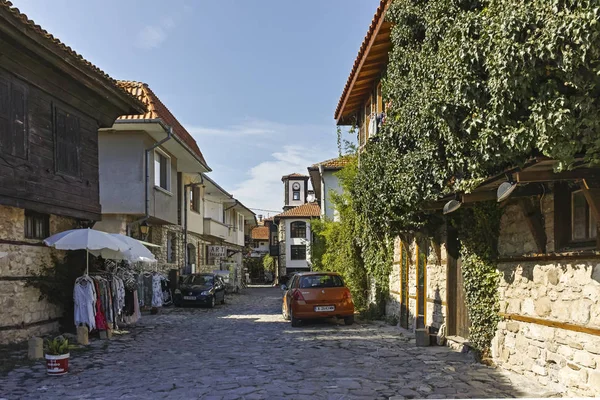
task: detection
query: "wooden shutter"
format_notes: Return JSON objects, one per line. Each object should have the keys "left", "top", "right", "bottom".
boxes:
{"left": 55, "top": 108, "right": 68, "bottom": 173}
{"left": 154, "top": 153, "right": 161, "bottom": 187}
{"left": 55, "top": 107, "right": 80, "bottom": 176}
{"left": 377, "top": 83, "right": 383, "bottom": 113}
{"left": 11, "top": 82, "right": 26, "bottom": 158}
{"left": 0, "top": 77, "right": 11, "bottom": 155}
{"left": 159, "top": 154, "right": 168, "bottom": 189}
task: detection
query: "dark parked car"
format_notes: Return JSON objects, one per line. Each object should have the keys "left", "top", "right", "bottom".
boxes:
{"left": 174, "top": 273, "right": 226, "bottom": 308}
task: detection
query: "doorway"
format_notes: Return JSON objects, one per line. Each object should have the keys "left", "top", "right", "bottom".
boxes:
{"left": 399, "top": 240, "right": 410, "bottom": 329}
{"left": 416, "top": 238, "right": 427, "bottom": 329}
{"left": 446, "top": 227, "right": 471, "bottom": 338}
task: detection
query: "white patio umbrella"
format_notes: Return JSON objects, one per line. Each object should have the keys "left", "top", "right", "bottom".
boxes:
{"left": 43, "top": 228, "right": 131, "bottom": 274}
{"left": 88, "top": 233, "right": 156, "bottom": 263}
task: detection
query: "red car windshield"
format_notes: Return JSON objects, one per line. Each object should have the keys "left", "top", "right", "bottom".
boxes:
{"left": 299, "top": 275, "right": 344, "bottom": 288}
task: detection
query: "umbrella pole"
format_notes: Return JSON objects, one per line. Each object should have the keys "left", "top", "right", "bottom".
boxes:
{"left": 86, "top": 250, "right": 89, "bottom": 275}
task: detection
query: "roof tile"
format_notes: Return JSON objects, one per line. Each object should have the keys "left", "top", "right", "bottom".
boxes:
{"left": 117, "top": 81, "right": 209, "bottom": 169}
{"left": 275, "top": 202, "right": 321, "bottom": 219}
{"left": 251, "top": 226, "right": 269, "bottom": 240}
{"left": 334, "top": 0, "right": 391, "bottom": 120}
{"left": 309, "top": 156, "right": 353, "bottom": 170}
{"left": 0, "top": 1, "right": 140, "bottom": 107}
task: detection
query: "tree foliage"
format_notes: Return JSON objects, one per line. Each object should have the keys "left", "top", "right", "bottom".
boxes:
{"left": 311, "top": 157, "right": 369, "bottom": 311}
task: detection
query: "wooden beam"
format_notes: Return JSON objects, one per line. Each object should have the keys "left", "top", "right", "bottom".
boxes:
{"left": 518, "top": 197, "right": 547, "bottom": 253}
{"left": 517, "top": 169, "right": 600, "bottom": 183}
{"left": 500, "top": 313, "right": 600, "bottom": 337}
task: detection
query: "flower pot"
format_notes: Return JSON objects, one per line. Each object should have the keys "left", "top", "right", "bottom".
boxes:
{"left": 45, "top": 353, "right": 69, "bottom": 375}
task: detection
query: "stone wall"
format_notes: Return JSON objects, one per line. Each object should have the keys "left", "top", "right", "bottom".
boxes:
{"left": 148, "top": 224, "right": 184, "bottom": 274}
{"left": 386, "top": 231, "right": 448, "bottom": 331}
{"left": 0, "top": 205, "right": 76, "bottom": 344}
{"left": 492, "top": 192, "right": 600, "bottom": 396}
{"left": 386, "top": 237, "right": 402, "bottom": 317}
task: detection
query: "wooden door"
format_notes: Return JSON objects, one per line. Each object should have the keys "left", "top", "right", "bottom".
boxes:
{"left": 446, "top": 227, "right": 471, "bottom": 338}
{"left": 416, "top": 239, "right": 427, "bottom": 329}
{"left": 399, "top": 241, "right": 410, "bottom": 329}
{"left": 456, "top": 258, "right": 470, "bottom": 338}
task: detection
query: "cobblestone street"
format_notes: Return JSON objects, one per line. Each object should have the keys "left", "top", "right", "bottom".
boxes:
{"left": 0, "top": 287, "right": 553, "bottom": 400}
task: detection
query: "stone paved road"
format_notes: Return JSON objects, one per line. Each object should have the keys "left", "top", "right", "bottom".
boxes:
{"left": 0, "top": 287, "right": 554, "bottom": 399}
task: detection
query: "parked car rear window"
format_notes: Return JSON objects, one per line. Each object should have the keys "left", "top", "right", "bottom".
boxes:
{"left": 184, "top": 275, "right": 213, "bottom": 285}
{"left": 299, "top": 275, "right": 344, "bottom": 288}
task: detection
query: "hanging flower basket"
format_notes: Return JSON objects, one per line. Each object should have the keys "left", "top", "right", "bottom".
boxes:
{"left": 44, "top": 336, "right": 70, "bottom": 375}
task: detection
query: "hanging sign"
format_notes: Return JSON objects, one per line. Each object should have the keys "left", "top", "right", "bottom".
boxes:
{"left": 208, "top": 245, "right": 226, "bottom": 259}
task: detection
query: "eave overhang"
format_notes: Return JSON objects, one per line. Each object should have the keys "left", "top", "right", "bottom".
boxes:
{"left": 335, "top": 0, "right": 392, "bottom": 126}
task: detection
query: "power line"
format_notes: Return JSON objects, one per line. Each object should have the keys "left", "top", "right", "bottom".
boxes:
{"left": 249, "top": 207, "right": 280, "bottom": 213}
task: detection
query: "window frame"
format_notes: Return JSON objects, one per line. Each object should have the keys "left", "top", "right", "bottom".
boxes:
{"left": 555, "top": 182, "right": 599, "bottom": 251}
{"left": 190, "top": 186, "right": 200, "bottom": 213}
{"left": 24, "top": 210, "right": 49, "bottom": 240}
{"left": 293, "top": 191, "right": 300, "bottom": 201}
{"left": 290, "top": 244, "right": 306, "bottom": 260}
{"left": 154, "top": 148, "right": 171, "bottom": 192}
{"left": 571, "top": 189, "right": 597, "bottom": 242}
{"left": 290, "top": 221, "right": 306, "bottom": 238}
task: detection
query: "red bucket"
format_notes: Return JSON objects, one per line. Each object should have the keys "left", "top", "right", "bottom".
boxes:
{"left": 45, "top": 353, "right": 69, "bottom": 375}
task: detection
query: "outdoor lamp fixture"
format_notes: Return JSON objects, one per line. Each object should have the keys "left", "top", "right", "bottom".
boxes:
{"left": 497, "top": 174, "right": 518, "bottom": 203}
{"left": 139, "top": 220, "right": 150, "bottom": 236}
{"left": 443, "top": 195, "right": 462, "bottom": 215}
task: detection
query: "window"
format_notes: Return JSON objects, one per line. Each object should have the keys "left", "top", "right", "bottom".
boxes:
{"left": 572, "top": 190, "right": 597, "bottom": 241}
{"left": 54, "top": 107, "right": 80, "bottom": 176}
{"left": 290, "top": 245, "right": 306, "bottom": 260}
{"left": 299, "top": 274, "right": 344, "bottom": 288}
{"left": 290, "top": 221, "right": 306, "bottom": 238}
{"left": 293, "top": 191, "right": 300, "bottom": 200}
{"left": 25, "top": 210, "right": 49, "bottom": 240}
{"left": 190, "top": 186, "right": 200, "bottom": 212}
{"left": 0, "top": 77, "right": 27, "bottom": 159}
{"left": 555, "top": 182, "right": 598, "bottom": 250}
{"left": 154, "top": 150, "right": 170, "bottom": 191}
{"left": 239, "top": 215, "right": 244, "bottom": 231}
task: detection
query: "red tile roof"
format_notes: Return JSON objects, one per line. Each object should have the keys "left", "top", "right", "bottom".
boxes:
{"left": 251, "top": 226, "right": 269, "bottom": 240}
{"left": 281, "top": 173, "right": 309, "bottom": 181}
{"left": 117, "top": 81, "right": 209, "bottom": 170}
{"left": 335, "top": 0, "right": 392, "bottom": 123}
{"left": 308, "top": 156, "right": 353, "bottom": 170}
{"left": 0, "top": 1, "right": 142, "bottom": 110}
{"left": 275, "top": 202, "right": 321, "bottom": 219}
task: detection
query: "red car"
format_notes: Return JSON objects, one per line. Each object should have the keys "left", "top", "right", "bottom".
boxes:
{"left": 281, "top": 272, "right": 355, "bottom": 327}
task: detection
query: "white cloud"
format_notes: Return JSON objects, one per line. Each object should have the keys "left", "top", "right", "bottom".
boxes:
{"left": 189, "top": 118, "right": 340, "bottom": 215}
{"left": 136, "top": 15, "right": 179, "bottom": 50}
{"left": 229, "top": 145, "right": 330, "bottom": 216}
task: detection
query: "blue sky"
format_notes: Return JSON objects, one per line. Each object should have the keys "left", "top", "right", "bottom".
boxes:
{"left": 17, "top": 0, "right": 377, "bottom": 215}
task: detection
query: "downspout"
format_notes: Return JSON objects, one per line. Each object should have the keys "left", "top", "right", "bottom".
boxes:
{"left": 184, "top": 174, "right": 204, "bottom": 269}
{"left": 126, "top": 126, "right": 173, "bottom": 236}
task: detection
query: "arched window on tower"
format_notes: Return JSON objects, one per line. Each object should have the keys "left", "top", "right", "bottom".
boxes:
{"left": 290, "top": 221, "right": 306, "bottom": 238}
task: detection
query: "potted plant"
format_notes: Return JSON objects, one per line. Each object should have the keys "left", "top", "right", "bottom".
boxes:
{"left": 44, "top": 335, "right": 70, "bottom": 375}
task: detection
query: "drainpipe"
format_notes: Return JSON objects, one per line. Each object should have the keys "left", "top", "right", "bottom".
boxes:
{"left": 183, "top": 174, "right": 204, "bottom": 269}
{"left": 126, "top": 126, "right": 173, "bottom": 236}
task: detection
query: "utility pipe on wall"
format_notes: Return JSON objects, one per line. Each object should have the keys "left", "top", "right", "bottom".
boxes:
{"left": 126, "top": 126, "right": 173, "bottom": 237}
{"left": 183, "top": 174, "right": 204, "bottom": 269}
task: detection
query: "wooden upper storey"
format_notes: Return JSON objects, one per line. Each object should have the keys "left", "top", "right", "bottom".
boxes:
{"left": 0, "top": 2, "right": 143, "bottom": 221}
{"left": 335, "top": 0, "right": 392, "bottom": 126}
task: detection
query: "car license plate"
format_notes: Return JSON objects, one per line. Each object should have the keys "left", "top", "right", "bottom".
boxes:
{"left": 183, "top": 296, "right": 196, "bottom": 300}
{"left": 315, "top": 306, "right": 335, "bottom": 312}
